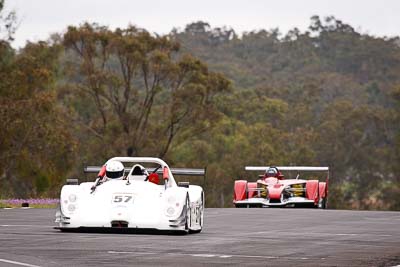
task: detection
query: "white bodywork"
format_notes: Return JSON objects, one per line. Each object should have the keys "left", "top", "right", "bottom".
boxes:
{"left": 55, "top": 157, "right": 204, "bottom": 233}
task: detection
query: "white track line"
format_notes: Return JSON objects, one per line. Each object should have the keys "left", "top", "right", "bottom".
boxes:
{"left": 108, "top": 251, "right": 310, "bottom": 260}
{"left": 252, "top": 231, "right": 395, "bottom": 237}
{"left": 108, "top": 251, "right": 156, "bottom": 255}
{"left": 0, "top": 259, "right": 42, "bottom": 267}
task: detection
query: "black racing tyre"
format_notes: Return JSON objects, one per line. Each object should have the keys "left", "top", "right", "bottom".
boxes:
{"left": 189, "top": 192, "right": 204, "bottom": 234}
{"left": 184, "top": 195, "right": 191, "bottom": 232}
{"left": 318, "top": 197, "right": 327, "bottom": 209}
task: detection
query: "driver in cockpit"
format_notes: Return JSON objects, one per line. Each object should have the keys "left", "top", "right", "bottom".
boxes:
{"left": 105, "top": 160, "right": 125, "bottom": 180}
{"left": 264, "top": 167, "right": 284, "bottom": 180}
{"left": 91, "top": 160, "right": 125, "bottom": 192}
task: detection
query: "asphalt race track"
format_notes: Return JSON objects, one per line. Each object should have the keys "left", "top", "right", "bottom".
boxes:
{"left": 0, "top": 208, "right": 399, "bottom": 267}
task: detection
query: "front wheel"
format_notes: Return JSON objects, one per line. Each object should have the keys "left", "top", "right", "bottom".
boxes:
{"left": 184, "top": 195, "right": 191, "bottom": 233}
{"left": 190, "top": 192, "right": 204, "bottom": 234}
{"left": 318, "top": 197, "right": 327, "bottom": 209}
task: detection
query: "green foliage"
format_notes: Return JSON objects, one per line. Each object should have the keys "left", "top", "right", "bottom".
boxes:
{"left": 35, "top": 174, "right": 50, "bottom": 194}
{"left": 0, "top": 41, "right": 77, "bottom": 197}
{"left": 61, "top": 23, "right": 230, "bottom": 165}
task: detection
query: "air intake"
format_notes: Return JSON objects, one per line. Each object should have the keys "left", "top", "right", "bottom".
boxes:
{"left": 111, "top": 221, "right": 129, "bottom": 228}
{"left": 269, "top": 199, "right": 281, "bottom": 203}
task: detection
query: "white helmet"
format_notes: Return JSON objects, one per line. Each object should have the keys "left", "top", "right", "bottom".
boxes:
{"left": 106, "top": 161, "right": 124, "bottom": 179}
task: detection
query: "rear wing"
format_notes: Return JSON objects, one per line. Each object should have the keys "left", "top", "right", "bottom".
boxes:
{"left": 84, "top": 165, "right": 206, "bottom": 187}
{"left": 168, "top": 168, "right": 206, "bottom": 176}
{"left": 245, "top": 166, "right": 329, "bottom": 180}
{"left": 245, "top": 166, "right": 329, "bottom": 172}
{"left": 84, "top": 166, "right": 206, "bottom": 176}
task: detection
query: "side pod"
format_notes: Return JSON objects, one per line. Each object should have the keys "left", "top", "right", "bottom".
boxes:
{"left": 318, "top": 182, "right": 327, "bottom": 199}
{"left": 234, "top": 180, "right": 247, "bottom": 201}
{"left": 306, "top": 180, "right": 319, "bottom": 204}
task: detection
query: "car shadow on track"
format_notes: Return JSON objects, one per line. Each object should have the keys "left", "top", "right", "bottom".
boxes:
{"left": 54, "top": 227, "right": 189, "bottom": 235}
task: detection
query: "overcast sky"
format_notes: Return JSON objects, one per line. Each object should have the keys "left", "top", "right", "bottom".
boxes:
{"left": 5, "top": 0, "right": 400, "bottom": 48}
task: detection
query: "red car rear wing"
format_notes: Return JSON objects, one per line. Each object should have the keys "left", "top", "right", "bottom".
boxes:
{"left": 245, "top": 166, "right": 329, "bottom": 181}
{"left": 245, "top": 166, "right": 329, "bottom": 172}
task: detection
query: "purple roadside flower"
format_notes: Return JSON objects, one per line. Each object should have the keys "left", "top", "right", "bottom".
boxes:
{"left": 1, "top": 198, "right": 60, "bottom": 205}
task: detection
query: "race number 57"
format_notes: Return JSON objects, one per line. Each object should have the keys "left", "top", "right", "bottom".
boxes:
{"left": 112, "top": 194, "right": 133, "bottom": 203}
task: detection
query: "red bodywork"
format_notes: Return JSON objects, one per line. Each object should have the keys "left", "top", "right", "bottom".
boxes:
{"left": 233, "top": 180, "right": 247, "bottom": 201}
{"left": 268, "top": 181, "right": 284, "bottom": 200}
{"left": 306, "top": 180, "right": 319, "bottom": 204}
{"left": 319, "top": 181, "right": 327, "bottom": 199}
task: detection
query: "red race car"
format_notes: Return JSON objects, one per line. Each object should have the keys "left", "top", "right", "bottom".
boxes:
{"left": 233, "top": 166, "right": 329, "bottom": 208}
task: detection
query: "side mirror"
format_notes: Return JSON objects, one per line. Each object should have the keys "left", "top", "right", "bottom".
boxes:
{"left": 163, "top": 166, "right": 169, "bottom": 180}
{"left": 97, "top": 165, "right": 106, "bottom": 178}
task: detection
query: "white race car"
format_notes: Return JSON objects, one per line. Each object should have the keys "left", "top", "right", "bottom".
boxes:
{"left": 55, "top": 157, "right": 205, "bottom": 234}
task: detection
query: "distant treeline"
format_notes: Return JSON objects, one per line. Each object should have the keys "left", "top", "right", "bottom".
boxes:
{"left": 0, "top": 5, "right": 399, "bottom": 210}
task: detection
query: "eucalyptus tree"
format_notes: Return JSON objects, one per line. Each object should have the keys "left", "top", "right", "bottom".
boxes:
{"left": 62, "top": 23, "right": 230, "bottom": 160}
